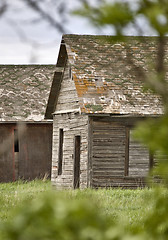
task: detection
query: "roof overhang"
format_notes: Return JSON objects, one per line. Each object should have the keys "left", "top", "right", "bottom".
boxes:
{"left": 45, "top": 38, "right": 68, "bottom": 119}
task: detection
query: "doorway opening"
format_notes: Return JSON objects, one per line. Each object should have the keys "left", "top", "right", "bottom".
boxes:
{"left": 73, "top": 135, "right": 81, "bottom": 189}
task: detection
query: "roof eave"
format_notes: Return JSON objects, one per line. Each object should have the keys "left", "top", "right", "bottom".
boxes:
{"left": 45, "top": 38, "right": 68, "bottom": 119}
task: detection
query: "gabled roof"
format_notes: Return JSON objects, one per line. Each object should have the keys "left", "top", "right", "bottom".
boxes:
{"left": 46, "top": 35, "right": 164, "bottom": 119}
{"left": 0, "top": 65, "right": 55, "bottom": 122}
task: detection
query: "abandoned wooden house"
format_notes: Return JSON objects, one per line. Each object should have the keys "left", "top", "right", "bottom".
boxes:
{"left": 45, "top": 34, "right": 163, "bottom": 189}
{"left": 0, "top": 65, "right": 55, "bottom": 182}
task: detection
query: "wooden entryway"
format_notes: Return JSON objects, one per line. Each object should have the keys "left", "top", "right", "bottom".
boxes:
{"left": 73, "top": 135, "right": 81, "bottom": 189}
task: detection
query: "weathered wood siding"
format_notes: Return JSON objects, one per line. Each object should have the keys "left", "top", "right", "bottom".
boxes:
{"left": 52, "top": 113, "right": 88, "bottom": 189}
{"left": 0, "top": 124, "right": 14, "bottom": 182}
{"left": 129, "top": 130, "right": 149, "bottom": 177}
{"left": 19, "top": 124, "right": 52, "bottom": 180}
{"left": 0, "top": 123, "right": 52, "bottom": 182}
{"left": 52, "top": 62, "right": 88, "bottom": 189}
{"left": 89, "top": 118, "right": 149, "bottom": 188}
{"left": 56, "top": 64, "right": 79, "bottom": 112}
{"left": 91, "top": 121, "right": 125, "bottom": 187}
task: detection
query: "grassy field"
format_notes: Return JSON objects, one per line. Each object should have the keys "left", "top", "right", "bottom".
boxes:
{"left": 0, "top": 180, "right": 150, "bottom": 226}
{"left": 0, "top": 180, "right": 52, "bottom": 222}
{"left": 1, "top": 180, "right": 166, "bottom": 239}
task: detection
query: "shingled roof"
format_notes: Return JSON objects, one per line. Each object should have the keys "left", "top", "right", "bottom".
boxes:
{"left": 46, "top": 35, "right": 165, "bottom": 118}
{"left": 0, "top": 65, "right": 55, "bottom": 121}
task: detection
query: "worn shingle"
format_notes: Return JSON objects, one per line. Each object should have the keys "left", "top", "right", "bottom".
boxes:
{"left": 0, "top": 65, "right": 55, "bottom": 121}
{"left": 63, "top": 35, "right": 165, "bottom": 115}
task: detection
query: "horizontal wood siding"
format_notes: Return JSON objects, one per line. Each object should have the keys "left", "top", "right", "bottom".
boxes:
{"left": 55, "top": 63, "right": 79, "bottom": 112}
{"left": 90, "top": 118, "right": 150, "bottom": 188}
{"left": 91, "top": 121, "right": 126, "bottom": 188}
{"left": 52, "top": 113, "right": 88, "bottom": 189}
{"left": 129, "top": 131, "right": 149, "bottom": 177}
{"left": 92, "top": 176, "right": 146, "bottom": 189}
{"left": 52, "top": 61, "right": 88, "bottom": 189}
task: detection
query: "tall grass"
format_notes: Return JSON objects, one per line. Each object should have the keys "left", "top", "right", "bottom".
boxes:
{"left": 0, "top": 180, "right": 51, "bottom": 222}
{"left": 1, "top": 181, "right": 166, "bottom": 239}
{"left": 0, "top": 180, "right": 149, "bottom": 227}
{"left": 69, "top": 188, "right": 151, "bottom": 227}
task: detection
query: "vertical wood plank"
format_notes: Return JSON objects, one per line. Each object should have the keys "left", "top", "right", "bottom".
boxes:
{"left": 19, "top": 124, "right": 52, "bottom": 180}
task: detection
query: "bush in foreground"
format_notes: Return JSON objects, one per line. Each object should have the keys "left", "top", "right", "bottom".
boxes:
{"left": 1, "top": 187, "right": 168, "bottom": 240}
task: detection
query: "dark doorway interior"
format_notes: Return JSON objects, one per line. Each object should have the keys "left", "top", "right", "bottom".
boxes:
{"left": 73, "top": 135, "right": 81, "bottom": 189}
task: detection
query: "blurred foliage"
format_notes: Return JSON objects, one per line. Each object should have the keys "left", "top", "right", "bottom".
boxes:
{"left": 0, "top": 181, "right": 150, "bottom": 227}
{"left": 0, "top": 1, "right": 168, "bottom": 239}
{"left": 135, "top": 116, "right": 168, "bottom": 154}
{"left": 73, "top": 2, "right": 168, "bottom": 238}
{"left": 74, "top": 1, "right": 134, "bottom": 37}
{"left": 138, "top": 0, "right": 168, "bottom": 36}
{"left": 0, "top": 188, "right": 168, "bottom": 240}
{"left": 1, "top": 191, "right": 115, "bottom": 240}
{"left": 74, "top": 0, "right": 168, "bottom": 37}
{"left": 75, "top": 0, "right": 168, "bottom": 184}
{"left": 143, "top": 187, "right": 168, "bottom": 239}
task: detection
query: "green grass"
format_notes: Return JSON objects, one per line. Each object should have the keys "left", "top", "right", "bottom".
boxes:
{"left": 0, "top": 180, "right": 150, "bottom": 228}
{"left": 1, "top": 181, "right": 167, "bottom": 239}
{"left": 0, "top": 180, "right": 52, "bottom": 222}
{"left": 70, "top": 188, "right": 151, "bottom": 227}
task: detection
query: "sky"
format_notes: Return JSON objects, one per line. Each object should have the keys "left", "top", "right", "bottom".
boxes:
{"left": 0, "top": 0, "right": 156, "bottom": 65}
{"left": 0, "top": 0, "right": 99, "bottom": 65}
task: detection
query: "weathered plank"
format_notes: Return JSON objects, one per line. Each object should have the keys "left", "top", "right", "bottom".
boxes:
{"left": 91, "top": 120, "right": 126, "bottom": 187}
{"left": 129, "top": 130, "right": 149, "bottom": 177}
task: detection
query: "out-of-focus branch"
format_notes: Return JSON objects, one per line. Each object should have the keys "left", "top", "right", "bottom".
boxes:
{"left": 157, "top": 36, "right": 165, "bottom": 75}
{"left": 6, "top": 18, "right": 59, "bottom": 48}
{"left": 6, "top": 19, "right": 29, "bottom": 43}
{"left": 125, "top": 38, "right": 168, "bottom": 105}
{"left": 0, "top": 1, "right": 7, "bottom": 18}
{"left": 24, "top": 0, "right": 67, "bottom": 33}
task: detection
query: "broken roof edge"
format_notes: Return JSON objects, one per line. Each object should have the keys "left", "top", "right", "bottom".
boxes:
{"left": 45, "top": 38, "right": 68, "bottom": 119}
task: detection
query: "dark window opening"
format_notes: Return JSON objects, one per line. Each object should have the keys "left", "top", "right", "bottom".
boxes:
{"left": 58, "top": 129, "right": 64, "bottom": 175}
{"left": 14, "top": 129, "right": 19, "bottom": 152}
{"left": 73, "top": 135, "right": 81, "bottom": 189}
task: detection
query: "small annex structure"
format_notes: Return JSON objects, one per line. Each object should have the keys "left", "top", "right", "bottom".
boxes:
{"left": 0, "top": 65, "right": 55, "bottom": 182}
{"left": 45, "top": 34, "right": 165, "bottom": 189}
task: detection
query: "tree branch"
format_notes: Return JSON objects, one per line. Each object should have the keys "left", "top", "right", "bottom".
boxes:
{"left": 24, "top": 0, "right": 67, "bottom": 33}
{"left": 0, "top": 1, "right": 7, "bottom": 18}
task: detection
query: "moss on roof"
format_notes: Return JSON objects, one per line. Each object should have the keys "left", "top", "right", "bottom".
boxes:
{"left": 62, "top": 34, "right": 165, "bottom": 115}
